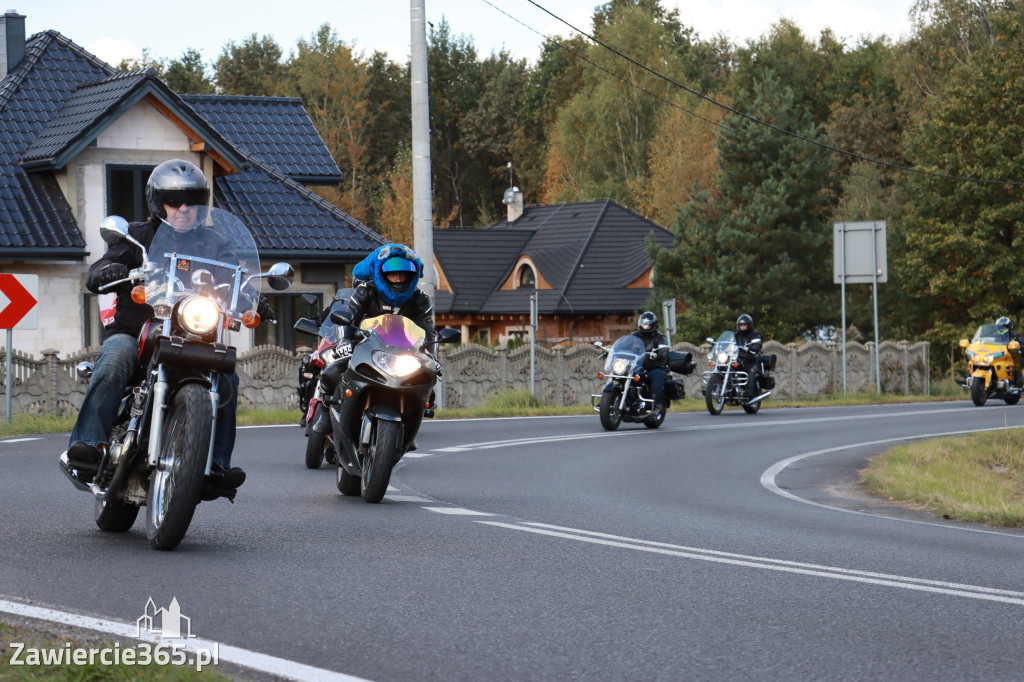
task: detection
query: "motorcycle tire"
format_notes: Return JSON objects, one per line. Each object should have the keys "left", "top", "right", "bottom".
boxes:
{"left": 305, "top": 409, "right": 329, "bottom": 469}
{"left": 705, "top": 375, "right": 725, "bottom": 415}
{"left": 362, "top": 419, "right": 402, "bottom": 503}
{"left": 971, "top": 378, "right": 988, "bottom": 407}
{"left": 1005, "top": 393, "right": 1021, "bottom": 406}
{"left": 145, "top": 383, "right": 211, "bottom": 551}
{"left": 336, "top": 465, "right": 360, "bottom": 496}
{"left": 742, "top": 400, "right": 761, "bottom": 414}
{"left": 599, "top": 391, "right": 622, "bottom": 431}
{"left": 94, "top": 495, "right": 139, "bottom": 532}
{"left": 643, "top": 405, "right": 666, "bottom": 429}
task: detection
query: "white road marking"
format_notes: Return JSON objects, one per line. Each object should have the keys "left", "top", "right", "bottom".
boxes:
{"left": 760, "top": 424, "right": 1024, "bottom": 537}
{"left": 479, "top": 521, "right": 1024, "bottom": 606}
{"left": 402, "top": 451, "right": 435, "bottom": 458}
{"left": 0, "top": 437, "right": 41, "bottom": 443}
{"left": 0, "top": 598, "right": 368, "bottom": 682}
{"left": 387, "top": 495, "right": 432, "bottom": 503}
{"left": 423, "top": 507, "right": 494, "bottom": 516}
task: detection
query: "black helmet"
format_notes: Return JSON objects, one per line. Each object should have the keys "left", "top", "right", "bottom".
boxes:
{"left": 146, "top": 159, "right": 210, "bottom": 221}
{"left": 638, "top": 311, "right": 658, "bottom": 332}
{"left": 997, "top": 316, "right": 1013, "bottom": 331}
{"left": 737, "top": 314, "right": 753, "bottom": 331}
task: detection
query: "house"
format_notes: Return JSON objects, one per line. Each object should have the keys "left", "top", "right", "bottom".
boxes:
{"left": 432, "top": 193, "right": 676, "bottom": 346}
{"left": 0, "top": 12, "right": 384, "bottom": 357}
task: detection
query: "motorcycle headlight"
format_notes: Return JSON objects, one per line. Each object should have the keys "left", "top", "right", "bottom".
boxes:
{"left": 611, "top": 359, "right": 628, "bottom": 375}
{"left": 716, "top": 352, "right": 730, "bottom": 364}
{"left": 178, "top": 296, "right": 219, "bottom": 335}
{"left": 983, "top": 354, "right": 995, "bottom": 365}
{"left": 371, "top": 350, "right": 421, "bottom": 378}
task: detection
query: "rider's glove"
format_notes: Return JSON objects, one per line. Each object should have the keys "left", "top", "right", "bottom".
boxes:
{"left": 92, "top": 263, "right": 128, "bottom": 289}
{"left": 256, "top": 295, "right": 276, "bottom": 323}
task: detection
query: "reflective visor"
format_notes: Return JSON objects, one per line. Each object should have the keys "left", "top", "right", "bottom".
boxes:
{"left": 381, "top": 256, "right": 417, "bottom": 273}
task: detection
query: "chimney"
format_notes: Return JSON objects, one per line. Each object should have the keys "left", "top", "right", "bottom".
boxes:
{"left": 0, "top": 10, "right": 26, "bottom": 80}
{"left": 503, "top": 186, "right": 524, "bottom": 223}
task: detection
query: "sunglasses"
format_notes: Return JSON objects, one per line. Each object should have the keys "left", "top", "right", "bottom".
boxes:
{"left": 162, "top": 191, "right": 206, "bottom": 209}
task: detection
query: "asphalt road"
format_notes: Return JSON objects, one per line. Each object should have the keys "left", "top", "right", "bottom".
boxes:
{"left": 3, "top": 400, "right": 1024, "bottom": 681}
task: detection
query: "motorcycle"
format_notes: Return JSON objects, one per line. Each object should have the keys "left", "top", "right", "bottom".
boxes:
{"left": 322, "top": 311, "right": 460, "bottom": 502}
{"left": 59, "top": 210, "right": 293, "bottom": 550}
{"left": 958, "top": 324, "right": 1022, "bottom": 406}
{"left": 701, "top": 331, "right": 776, "bottom": 415}
{"left": 590, "top": 335, "right": 693, "bottom": 431}
{"left": 294, "top": 289, "right": 355, "bottom": 469}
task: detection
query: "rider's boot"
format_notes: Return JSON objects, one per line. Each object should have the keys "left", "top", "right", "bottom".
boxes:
{"left": 66, "top": 441, "right": 102, "bottom": 483}
{"left": 311, "top": 404, "right": 332, "bottom": 435}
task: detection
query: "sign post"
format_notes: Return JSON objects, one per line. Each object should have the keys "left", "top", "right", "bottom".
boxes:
{"left": 661, "top": 299, "right": 676, "bottom": 345}
{"left": 833, "top": 223, "right": 887, "bottom": 395}
{"left": 0, "top": 274, "right": 39, "bottom": 422}
{"left": 529, "top": 291, "right": 538, "bottom": 398}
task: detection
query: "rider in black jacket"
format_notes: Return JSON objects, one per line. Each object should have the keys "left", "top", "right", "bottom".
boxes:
{"left": 632, "top": 311, "right": 669, "bottom": 411}
{"left": 734, "top": 313, "right": 763, "bottom": 396}
{"left": 996, "top": 316, "right": 1024, "bottom": 388}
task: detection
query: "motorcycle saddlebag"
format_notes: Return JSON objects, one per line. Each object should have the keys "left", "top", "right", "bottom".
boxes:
{"left": 761, "top": 353, "right": 777, "bottom": 371}
{"left": 668, "top": 351, "right": 695, "bottom": 375}
{"left": 664, "top": 379, "right": 687, "bottom": 401}
{"left": 152, "top": 337, "right": 236, "bottom": 374}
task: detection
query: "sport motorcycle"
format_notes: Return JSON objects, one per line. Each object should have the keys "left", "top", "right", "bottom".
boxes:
{"left": 59, "top": 210, "right": 293, "bottom": 550}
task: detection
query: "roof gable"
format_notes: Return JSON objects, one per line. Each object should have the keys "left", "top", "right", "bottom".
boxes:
{"left": 183, "top": 95, "right": 341, "bottom": 184}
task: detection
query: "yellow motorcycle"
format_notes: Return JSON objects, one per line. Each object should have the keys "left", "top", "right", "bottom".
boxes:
{"left": 959, "top": 323, "right": 1022, "bottom": 406}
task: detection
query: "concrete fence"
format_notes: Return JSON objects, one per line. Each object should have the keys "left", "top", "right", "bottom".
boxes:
{"left": 1, "top": 339, "right": 929, "bottom": 417}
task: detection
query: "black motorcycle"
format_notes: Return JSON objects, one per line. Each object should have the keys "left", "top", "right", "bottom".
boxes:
{"left": 294, "top": 289, "right": 355, "bottom": 469}
{"left": 59, "top": 211, "right": 293, "bottom": 550}
{"left": 701, "top": 331, "right": 776, "bottom": 415}
{"left": 321, "top": 312, "right": 460, "bottom": 502}
{"left": 591, "top": 335, "right": 693, "bottom": 431}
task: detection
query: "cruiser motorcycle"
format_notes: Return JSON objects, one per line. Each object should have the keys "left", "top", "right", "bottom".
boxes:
{"left": 60, "top": 211, "right": 293, "bottom": 550}
{"left": 322, "top": 312, "right": 460, "bottom": 502}
{"left": 959, "top": 324, "right": 1022, "bottom": 406}
{"left": 591, "top": 335, "right": 693, "bottom": 431}
{"left": 294, "top": 288, "right": 355, "bottom": 469}
{"left": 702, "top": 331, "right": 776, "bottom": 415}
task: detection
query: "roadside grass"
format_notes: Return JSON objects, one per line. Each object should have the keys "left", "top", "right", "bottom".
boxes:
{"left": 862, "top": 426, "right": 1024, "bottom": 527}
{"left": 0, "top": 620, "right": 227, "bottom": 681}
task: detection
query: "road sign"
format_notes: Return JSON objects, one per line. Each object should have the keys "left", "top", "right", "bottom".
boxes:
{"left": 0, "top": 274, "right": 38, "bottom": 330}
{"left": 834, "top": 221, "right": 887, "bottom": 283}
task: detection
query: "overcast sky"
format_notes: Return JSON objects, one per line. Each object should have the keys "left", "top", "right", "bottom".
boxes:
{"left": 24, "top": 0, "right": 915, "bottom": 67}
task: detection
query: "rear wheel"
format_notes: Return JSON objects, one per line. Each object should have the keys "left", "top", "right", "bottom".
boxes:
{"left": 599, "top": 390, "right": 622, "bottom": 431}
{"left": 705, "top": 375, "right": 725, "bottom": 415}
{"left": 95, "top": 496, "right": 139, "bottom": 532}
{"left": 361, "top": 419, "right": 402, "bottom": 503}
{"left": 971, "top": 377, "right": 988, "bottom": 406}
{"left": 145, "top": 384, "right": 211, "bottom": 551}
{"left": 336, "top": 465, "right": 360, "bottom": 496}
{"left": 1005, "top": 393, "right": 1021, "bottom": 406}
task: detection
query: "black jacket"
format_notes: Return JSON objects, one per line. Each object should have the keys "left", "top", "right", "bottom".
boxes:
{"left": 632, "top": 329, "right": 669, "bottom": 370}
{"left": 87, "top": 218, "right": 236, "bottom": 340}
{"left": 348, "top": 282, "right": 437, "bottom": 346}
{"left": 734, "top": 327, "right": 763, "bottom": 364}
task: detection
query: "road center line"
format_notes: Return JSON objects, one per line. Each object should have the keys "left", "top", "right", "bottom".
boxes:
{"left": 478, "top": 521, "right": 1024, "bottom": 606}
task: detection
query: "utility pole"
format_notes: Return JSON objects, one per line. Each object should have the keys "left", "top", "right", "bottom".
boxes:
{"left": 410, "top": 0, "right": 434, "bottom": 300}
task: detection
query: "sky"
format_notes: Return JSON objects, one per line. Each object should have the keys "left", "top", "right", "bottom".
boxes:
{"left": 24, "top": 0, "right": 916, "bottom": 67}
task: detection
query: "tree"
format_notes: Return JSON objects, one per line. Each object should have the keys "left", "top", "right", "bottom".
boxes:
{"left": 115, "top": 48, "right": 164, "bottom": 75}
{"left": 214, "top": 34, "right": 285, "bottom": 95}
{"left": 649, "top": 75, "right": 837, "bottom": 341}
{"left": 164, "top": 48, "right": 214, "bottom": 94}
{"left": 379, "top": 144, "right": 414, "bottom": 244}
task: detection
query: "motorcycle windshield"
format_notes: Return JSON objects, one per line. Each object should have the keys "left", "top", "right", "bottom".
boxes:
{"left": 360, "top": 314, "right": 425, "bottom": 350}
{"left": 604, "top": 335, "right": 646, "bottom": 374}
{"left": 143, "top": 207, "right": 260, "bottom": 322}
{"left": 712, "top": 331, "right": 737, "bottom": 356}
{"left": 317, "top": 299, "right": 352, "bottom": 344}
{"left": 973, "top": 324, "right": 1009, "bottom": 345}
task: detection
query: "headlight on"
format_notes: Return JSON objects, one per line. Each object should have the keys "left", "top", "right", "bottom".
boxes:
{"left": 716, "top": 352, "right": 730, "bottom": 364}
{"left": 611, "top": 359, "right": 628, "bottom": 375}
{"left": 983, "top": 354, "right": 995, "bottom": 364}
{"left": 371, "top": 350, "right": 421, "bottom": 378}
{"left": 178, "top": 296, "right": 219, "bottom": 335}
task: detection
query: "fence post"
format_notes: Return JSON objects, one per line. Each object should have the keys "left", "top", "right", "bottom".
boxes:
{"left": 43, "top": 349, "right": 59, "bottom": 416}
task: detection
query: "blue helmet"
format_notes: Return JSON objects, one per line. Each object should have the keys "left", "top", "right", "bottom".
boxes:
{"left": 353, "top": 243, "right": 424, "bottom": 307}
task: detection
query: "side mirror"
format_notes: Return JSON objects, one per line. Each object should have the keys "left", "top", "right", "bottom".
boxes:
{"left": 266, "top": 262, "right": 294, "bottom": 292}
{"left": 76, "top": 361, "right": 94, "bottom": 380}
{"left": 99, "top": 215, "right": 147, "bottom": 261}
{"left": 438, "top": 328, "right": 461, "bottom": 344}
{"left": 594, "top": 341, "right": 604, "bottom": 349}
{"left": 959, "top": 339, "right": 969, "bottom": 348}
{"left": 330, "top": 309, "right": 353, "bottom": 326}
{"left": 293, "top": 317, "right": 320, "bottom": 337}
{"left": 656, "top": 344, "right": 669, "bottom": 350}
{"left": 706, "top": 337, "right": 715, "bottom": 344}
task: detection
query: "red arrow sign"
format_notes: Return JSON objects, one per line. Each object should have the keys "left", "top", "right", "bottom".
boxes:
{"left": 0, "top": 274, "right": 38, "bottom": 329}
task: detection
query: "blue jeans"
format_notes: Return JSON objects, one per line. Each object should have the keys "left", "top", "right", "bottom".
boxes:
{"left": 70, "top": 332, "right": 239, "bottom": 467}
{"left": 647, "top": 368, "right": 666, "bottom": 403}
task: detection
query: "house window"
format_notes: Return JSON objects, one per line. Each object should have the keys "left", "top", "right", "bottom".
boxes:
{"left": 516, "top": 264, "right": 536, "bottom": 289}
{"left": 107, "top": 165, "right": 154, "bottom": 221}
{"left": 253, "top": 293, "right": 324, "bottom": 352}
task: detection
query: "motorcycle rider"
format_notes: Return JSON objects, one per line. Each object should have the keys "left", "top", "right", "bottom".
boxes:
{"left": 65, "top": 159, "right": 274, "bottom": 489}
{"left": 311, "top": 243, "right": 437, "bottom": 434}
{"left": 632, "top": 311, "right": 669, "bottom": 412}
{"left": 734, "top": 313, "right": 763, "bottom": 396}
{"left": 995, "top": 316, "right": 1024, "bottom": 388}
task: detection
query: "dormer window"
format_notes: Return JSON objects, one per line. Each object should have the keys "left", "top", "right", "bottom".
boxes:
{"left": 517, "top": 263, "right": 536, "bottom": 289}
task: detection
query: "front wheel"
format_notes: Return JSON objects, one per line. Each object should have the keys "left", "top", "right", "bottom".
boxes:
{"left": 95, "top": 496, "right": 139, "bottom": 532}
{"left": 599, "top": 391, "right": 622, "bottom": 431}
{"left": 971, "top": 377, "right": 988, "bottom": 406}
{"left": 145, "top": 384, "right": 212, "bottom": 551}
{"left": 362, "top": 419, "right": 402, "bottom": 503}
{"left": 705, "top": 375, "right": 725, "bottom": 415}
